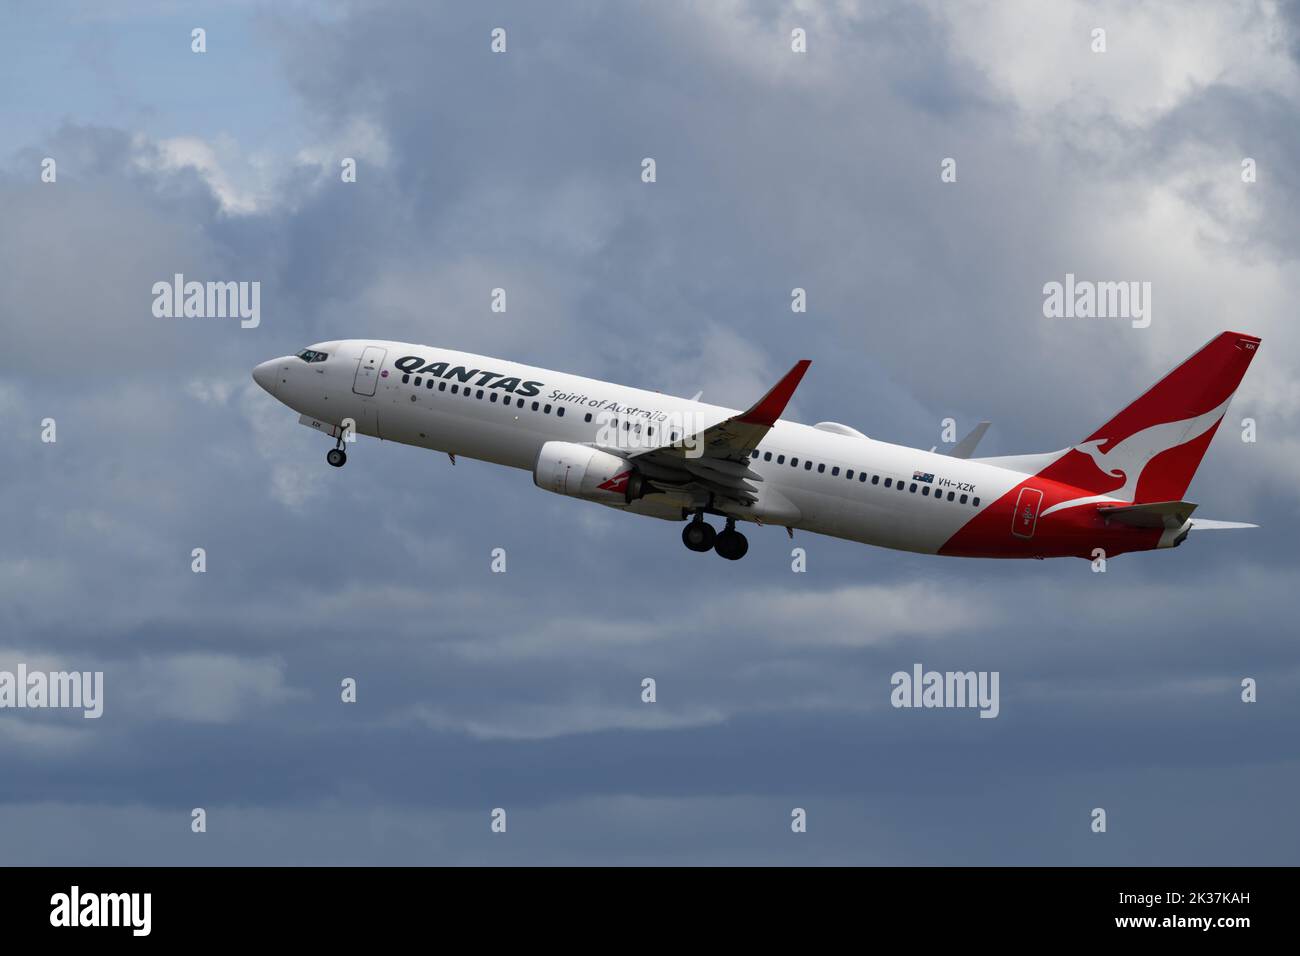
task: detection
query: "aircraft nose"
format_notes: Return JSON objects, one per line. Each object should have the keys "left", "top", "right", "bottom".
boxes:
{"left": 252, "top": 359, "right": 280, "bottom": 396}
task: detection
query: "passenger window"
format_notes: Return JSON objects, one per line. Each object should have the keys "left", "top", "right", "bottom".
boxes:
{"left": 819, "top": 464, "right": 827, "bottom": 474}
{"left": 777, "top": 455, "right": 785, "bottom": 464}
{"left": 532, "top": 401, "right": 539, "bottom": 411}
{"left": 871, "top": 475, "right": 879, "bottom": 485}
{"left": 517, "top": 398, "right": 524, "bottom": 407}
{"left": 427, "top": 379, "right": 434, "bottom": 389}
{"left": 402, "top": 374, "right": 410, "bottom": 384}
{"left": 438, "top": 381, "right": 446, "bottom": 391}
{"left": 884, "top": 478, "right": 892, "bottom": 488}
{"left": 544, "top": 404, "right": 552, "bottom": 414}
{"left": 475, "top": 389, "right": 483, "bottom": 399}
{"left": 751, "top": 450, "right": 759, "bottom": 459}
{"left": 414, "top": 377, "right": 422, "bottom": 387}
{"left": 909, "top": 483, "right": 917, "bottom": 492}
{"left": 845, "top": 469, "right": 853, "bottom": 479}
{"left": 973, "top": 497, "right": 981, "bottom": 506}
{"left": 960, "top": 494, "right": 968, "bottom": 504}
{"left": 490, "top": 393, "right": 498, "bottom": 402}
{"left": 947, "top": 492, "right": 954, "bottom": 501}
{"left": 585, "top": 413, "right": 592, "bottom": 422}
{"left": 804, "top": 461, "right": 812, "bottom": 470}
{"left": 922, "top": 486, "right": 930, "bottom": 496}
{"left": 557, "top": 407, "right": 565, "bottom": 417}
{"left": 451, "top": 384, "right": 459, "bottom": 394}
{"left": 791, "top": 458, "right": 799, "bottom": 467}
{"left": 764, "top": 452, "right": 772, "bottom": 461}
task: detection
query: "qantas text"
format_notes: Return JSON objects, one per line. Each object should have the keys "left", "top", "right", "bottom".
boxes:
{"left": 393, "top": 356, "right": 544, "bottom": 396}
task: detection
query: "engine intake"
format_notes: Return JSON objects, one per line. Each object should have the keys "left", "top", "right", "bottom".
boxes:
{"left": 533, "top": 441, "right": 646, "bottom": 504}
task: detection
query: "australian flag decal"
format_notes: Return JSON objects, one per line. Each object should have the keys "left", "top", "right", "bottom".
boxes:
{"left": 912, "top": 471, "right": 934, "bottom": 483}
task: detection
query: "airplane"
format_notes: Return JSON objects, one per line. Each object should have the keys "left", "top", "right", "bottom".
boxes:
{"left": 252, "top": 330, "right": 1260, "bottom": 561}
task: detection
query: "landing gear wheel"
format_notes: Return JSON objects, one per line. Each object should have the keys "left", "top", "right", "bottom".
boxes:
{"left": 714, "top": 528, "right": 748, "bottom": 561}
{"left": 326, "top": 448, "right": 347, "bottom": 468}
{"left": 682, "top": 519, "right": 716, "bottom": 552}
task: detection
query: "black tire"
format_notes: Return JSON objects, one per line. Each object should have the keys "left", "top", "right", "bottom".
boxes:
{"left": 682, "top": 520, "right": 716, "bottom": 552}
{"left": 714, "top": 529, "right": 748, "bottom": 560}
{"left": 327, "top": 448, "right": 347, "bottom": 467}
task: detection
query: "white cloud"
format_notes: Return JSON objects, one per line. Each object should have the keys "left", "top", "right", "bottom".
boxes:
{"left": 295, "top": 115, "right": 393, "bottom": 172}
{"left": 239, "top": 382, "right": 328, "bottom": 510}
{"left": 927, "top": 0, "right": 1300, "bottom": 132}
{"left": 125, "top": 653, "right": 304, "bottom": 723}
{"left": 138, "top": 134, "right": 271, "bottom": 215}
{"left": 399, "top": 699, "right": 728, "bottom": 741}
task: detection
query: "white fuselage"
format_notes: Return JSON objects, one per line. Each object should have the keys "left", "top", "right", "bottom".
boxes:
{"left": 255, "top": 339, "right": 1037, "bottom": 554}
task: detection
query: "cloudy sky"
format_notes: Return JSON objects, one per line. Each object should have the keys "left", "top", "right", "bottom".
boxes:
{"left": 2, "top": 0, "right": 1297, "bottom": 864}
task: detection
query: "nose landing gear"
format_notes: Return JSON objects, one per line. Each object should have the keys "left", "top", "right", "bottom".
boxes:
{"left": 326, "top": 435, "right": 347, "bottom": 468}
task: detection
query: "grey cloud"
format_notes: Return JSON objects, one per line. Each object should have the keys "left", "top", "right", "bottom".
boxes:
{"left": 1, "top": 0, "right": 1296, "bottom": 865}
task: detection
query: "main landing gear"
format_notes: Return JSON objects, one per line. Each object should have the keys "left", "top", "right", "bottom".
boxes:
{"left": 326, "top": 435, "right": 347, "bottom": 468}
{"left": 682, "top": 512, "right": 749, "bottom": 560}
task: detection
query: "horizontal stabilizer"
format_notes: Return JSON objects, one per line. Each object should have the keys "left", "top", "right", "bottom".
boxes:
{"left": 1097, "top": 500, "right": 1197, "bottom": 530}
{"left": 1189, "top": 518, "right": 1259, "bottom": 530}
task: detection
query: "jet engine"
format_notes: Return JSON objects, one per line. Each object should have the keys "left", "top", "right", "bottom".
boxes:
{"left": 533, "top": 441, "right": 647, "bottom": 504}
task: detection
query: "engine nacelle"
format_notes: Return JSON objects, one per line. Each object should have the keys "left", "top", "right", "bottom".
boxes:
{"left": 533, "top": 441, "right": 647, "bottom": 504}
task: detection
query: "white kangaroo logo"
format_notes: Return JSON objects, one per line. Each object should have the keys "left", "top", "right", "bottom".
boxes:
{"left": 1040, "top": 396, "right": 1232, "bottom": 517}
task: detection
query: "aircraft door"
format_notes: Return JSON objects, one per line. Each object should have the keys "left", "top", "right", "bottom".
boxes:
{"left": 353, "top": 346, "right": 387, "bottom": 396}
{"left": 1011, "top": 487, "right": 1043, "bottom": 539}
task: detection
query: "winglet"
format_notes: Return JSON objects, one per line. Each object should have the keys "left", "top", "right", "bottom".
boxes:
{"left": 736, "top": 360, "right": 811, "bottom": 427}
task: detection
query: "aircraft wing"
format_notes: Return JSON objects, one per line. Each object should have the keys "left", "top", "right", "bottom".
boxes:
{"left": 627, "top": 360, "right": 811, "bottom": 505}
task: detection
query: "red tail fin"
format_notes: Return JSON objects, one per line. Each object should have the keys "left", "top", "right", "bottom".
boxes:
{"left": 1036, "top": 331, "right": 1260, "bottom": 502}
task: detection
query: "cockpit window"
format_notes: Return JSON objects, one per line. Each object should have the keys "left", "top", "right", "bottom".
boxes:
{"left": 296, "top": 349, "right": 329, "bottom": 363}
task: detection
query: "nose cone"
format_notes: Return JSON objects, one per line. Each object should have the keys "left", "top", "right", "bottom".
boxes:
{"left": 252, "top": 359, "right": 280, "bottom": 396}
